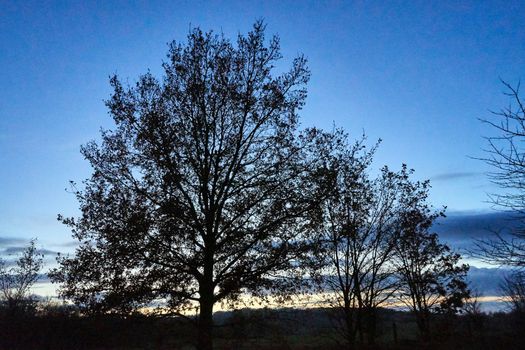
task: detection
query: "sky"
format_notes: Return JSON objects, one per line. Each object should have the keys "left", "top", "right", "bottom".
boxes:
{"left": 1, "top": 0, "right": 525, "bottom": 266}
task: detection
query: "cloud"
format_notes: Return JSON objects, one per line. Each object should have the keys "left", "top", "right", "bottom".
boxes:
{"left": 2, "top": 246, "right": 58, "bottom": 255}
{"left": 0, "top": 237, "right": 26, "bottom": 247}
{"left": 34, "top": 273, "right": 51, "bottom": 284}
{"left": 1, "top": 241, "right": 59, "bottom": 267}
{"left": 58, "top": 241, "right": 79, "bottom": 248}
{"left": 430, "top": 171, "right": 481, "bottom": 182}
{"left": 3, "top": 246, "right": 28, "bottom": 254}
{"left": 468, "top": 266, "right": 511, "bottom": 296}
{"left": 432, "top": 211, "right": 521, "bottom": 250}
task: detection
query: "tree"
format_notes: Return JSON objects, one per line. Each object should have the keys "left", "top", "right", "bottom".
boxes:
{"left": 50, "top": 22, "right": 325, "bottom": 350}
{"left": 0, "top": 239, "right": 44, "bottom": 313}
{"left": 500, "top": 271, "right": 525, "bottom": 315}
{"left": 393, "top": 179, "right": 470, "bottom": 340}
{"left": 463, "top": 289, "right": 484, "bottom": 338}
{"left": 315, "top": 134, "right": 414, "bottom": 347}
{"left": 474, "top": 80, "right": 525, "bottom": 267}
{"left": 351, "top": 167, "right": 415, "bottom": 345}
{"left": 314, "top": 132, "right": 376, "bottom": 347}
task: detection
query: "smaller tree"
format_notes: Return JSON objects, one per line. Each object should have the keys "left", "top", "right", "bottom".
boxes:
{"left": 314, "top": 134, "right": 419, "bottom": 347}
{"left": 463, "top": 289, "right": 484, "bottom": 338}
{"left": 313, "top": 131, "right": 378, "bottom": 347}
{"left": 0, "top": 239, "right": 44, "bottom": 313}
{"left": 393, "top": 179, "right": 470, "bottom": 341}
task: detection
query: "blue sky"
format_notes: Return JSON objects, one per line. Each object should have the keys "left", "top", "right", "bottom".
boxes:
{"left": 1, "top": 1, "right": 525, "bottom": 256}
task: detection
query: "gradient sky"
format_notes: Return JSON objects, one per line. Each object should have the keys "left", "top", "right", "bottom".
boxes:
{"left": 1, "top": 0, "right": 525, "bottom": 254}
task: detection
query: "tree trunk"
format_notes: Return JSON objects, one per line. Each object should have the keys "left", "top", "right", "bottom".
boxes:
{"left": 343, "top": 307, "right": 355, "bottom": 348}
{"left": 342, "top": 293, "right": 356, "bottom": 348}
{"left": 415, "top": 311, "right": 431, "bottom": 343}
{"left": 365, "top": 308, "right": 377, "bottom": 345}
{"left": 198, "top": 247, "right": 215, "bottom": 350}
{"left": 197, "top": 291, "right": 214, "bottom": 350}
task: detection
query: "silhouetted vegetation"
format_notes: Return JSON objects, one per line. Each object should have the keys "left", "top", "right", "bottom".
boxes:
{"left": 2, "top": 303, "right": 525, "bottom": 350}
{"left": 0, "top": 239, "right": 43, "bottom": 315}
{"left": 393, "top": 202, "right": 469, "bottom": 341}
{"left": 49, "top": 21, "right": 334, "bottom": 350}
{"left": 472, "top": 80, "right": 525, "bottom": 342}
{"left": 9, "top": 22, "right": 507, "bottom": 350}
{"left": 500, "top": 271, "right": 525, "bottom": 317}
{"left": 474, "top": 80, "right": 525, "bottom": 268}
{"left": 311, "top": 133, "right": 470, "bottom": 347}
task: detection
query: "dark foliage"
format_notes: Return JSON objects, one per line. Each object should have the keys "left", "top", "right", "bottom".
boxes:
{"left": 49, "top": 22, "right": 331, "bottom": 350}
{"left": 313, "top": 137, "right": 421, "bottom": 347}
{"left": 393, "top": 177, "right": 470, "bottom": 340}
{"left": 313, "top": 141, "right": 471, "bottom": 347}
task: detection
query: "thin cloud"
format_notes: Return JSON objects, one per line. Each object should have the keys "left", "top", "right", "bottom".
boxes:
{"left": 0, "top": 237, "right": 26, "bottom": 247}
{"left": 59, "top": 241, "right": 79, "bottom": 248}
{"left": 468, "top": 266, "right": 511, "bottom": 296}
{"left": 433, "top": 211, "right": 520, "bottom": 250}
{"left": 2, "top": 246, "right": 58, "bottom": 255}
{"left": 3, "top": 246, "right": 28, "bottom": 254}
{"left": 431, "top": 171, "right": 481, "bottom": 182}
{"left": 37, "top": 248, "right": 59, "bottom": 255}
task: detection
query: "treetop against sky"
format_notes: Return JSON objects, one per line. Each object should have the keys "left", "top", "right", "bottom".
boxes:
{"left": 1, "top": 1, "right": 524, "bottom": 254}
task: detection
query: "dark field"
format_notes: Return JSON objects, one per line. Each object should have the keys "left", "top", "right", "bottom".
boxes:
{"left": 2, "top": 306, "right": 524, "bottom": 350}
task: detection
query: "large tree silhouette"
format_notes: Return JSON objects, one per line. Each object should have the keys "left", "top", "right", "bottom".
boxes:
{"left": 50, "top": 22, "right": 325, "bottom": 350}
